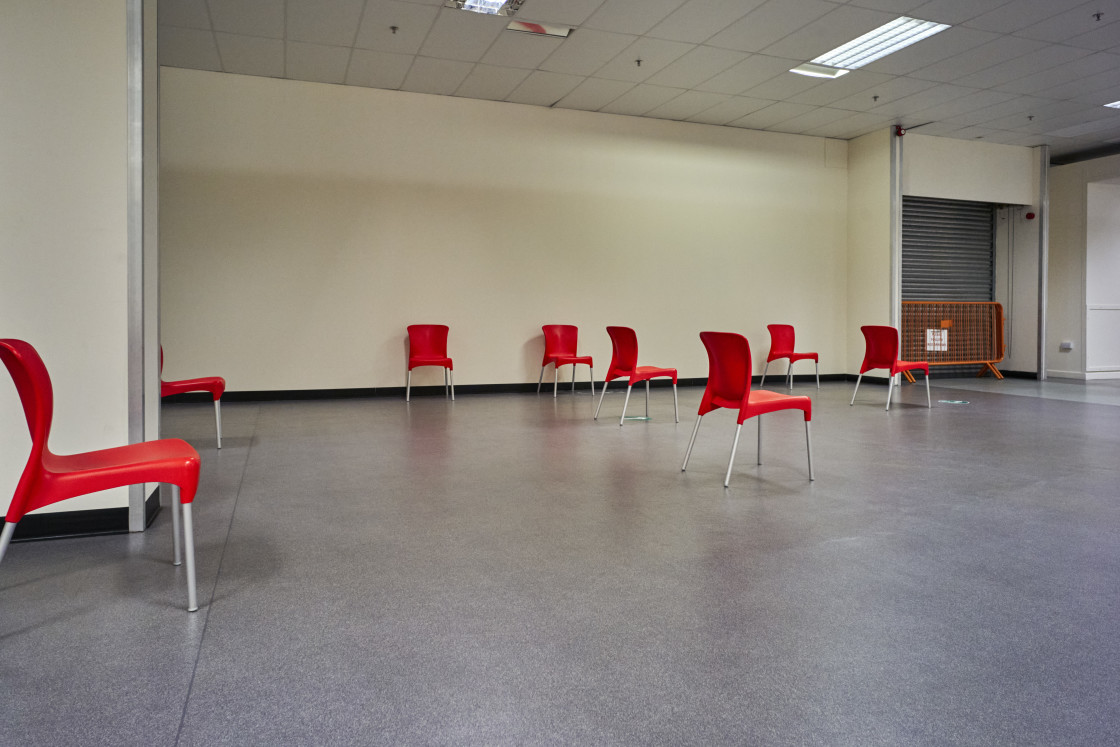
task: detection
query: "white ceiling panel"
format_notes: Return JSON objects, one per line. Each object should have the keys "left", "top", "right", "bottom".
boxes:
{"left": 287, "top": 0, "right": 365, "bottom": 46}
{"left": 345, "top": 49, "right": 414, "bottom": 89}
{"left": 455, "top": 64, "right": 532, "bottom": 100}
{"left": 286, "top": 42, "right": 351, "bottom": 84}
{"left": 518, "top": 0, "right": 607, "bottom": 26}
{"left": 554, "top": 77, "right": 634, "bottom": 110}
{"left": 686, "top": 95, "right": 774, "bottom": 124}
{"left": 159, "top": 0, "right": 211, "bottom": 30}
{"left": 481, "top": 29, "right": 565, "bottom": 68}
{"left": 156, "top": 0, "right": 1120, "bottom": 159}
{"left": 592, "top": 37, "right": 695, "bottom": 82}
{"left": 694, "top": 53, "right": 801, "bottom": 95}
{"left": 644, "top": 46, "right": 747, "bottom": 89}
{"left": 600, "top": 84, "right": 685, "bottom": 115}
{"left": 209, "top": 0, "right": 284, "bottom": 38}
{"left": 506, "top": 70, "right": 584, "bottom": 105}
{"left": 908, "top": 0, "right": 1009, "bottom": 25}
{"left": 762, "top": 5, "right": 898, "bottom": 61}
{"left": 647, "top": 0, "right": 768, "bottom": 44}
{"left": 644, "top": 90, "right": 732, "bottom": 120}
{"left": 401, "top": 56, "right": 474, "bottom": 94}
{"left": 707, "top": 0, "right": 838, "bottom": 54}
{"left": 539, "top": 29, "right": 636, "bottom": 76}
{"left": 159, "top": 26, "right": 222, "bottom": 70}
{"left": 216, "top": 33, "right": 284, "bottom": 77}
{"left": 419, "top": 9, "right": 506, "bottom": 61}
{"left": 354, "top": 1, "right": 440, "bottom": 54}
{"left": 583, "top": 0, "right": 687, "bottom": 35}
{"left": 730, "top": 101, "right": 819, "bottom": 129}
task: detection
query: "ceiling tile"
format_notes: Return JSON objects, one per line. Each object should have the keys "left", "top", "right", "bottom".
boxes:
{"left": 1015, "top": 3, "right": 1118, "bottom": 43}
{"left": 345, "top": 49, "right": 414, "bottom": 88}
{"left": 158, "top": 0, "right": 211, "bottom": 30}
{"left": 539, "top": 29, "right": 636, "bottom": 76}
{"left": 686, "top": 95, "right": 773, "bottom": 124}
{"left": 964, "top": 0, "right": 1067, "bottom": 33}
{"left": 860, "top": 25, "right": 996, "bottom": 75}
{"left": 158, "top": 26, "right": 221, "bottom": 70}
{"left": 740, "top": 70, "right": 827, "bottom": 100}
{"left": 803, "top": 111, "right": 893, "bottom": 138}
{"left": 554, "top": 77, "right": 635, "bottom": 110}
{"left": 995, "top": 51, "right": 1120, "bottom": 95}
{"left": 906, "top": 35, "right": 1048, "bottom": 83}
{"left": 707, "top": 0, "right": 837, "bottom": 54}
{"left": 287, "top": 0, "right": 365, "bottom": 46}
{"left": 906, "top": 89, "right": 1020, "bottom": 122}
{"left": 517, "top": 0, "right": 606, "bottom": 26}
{"left": 729, "top": 100, "right": 818, "bottom": 128}
{"left": 583, "top": 0, "right": 687, "bottom": 35}
{"left": 786, "top": 70, "right": 894, "bottom": 107}
{"left": 506, "top": 70, "right": 584, "bottom": 105}
{"left": 644, "top": 90, "right": 731, "bottom": 119}
{"left": 867, "top": 82, "right": 979, "bottom": 117}
{"left": 455, "top": 64, "right": 532, "bottom": 100}
{"left": 952, "top": 44, "right": 1092, "bottom": 90}
{"left": 1066, "top": 17, "right": 1120, "bottom": 51}
{"left": 600, "top": 83, "right": 684, "bottom": 115}
{"left": 286, "top": 41, "right": 352, "bottom": 84}
{"left": 908, "top": 0, "right": 1011, "bottom": 25}
{"left": 647, "top": 0, "right": 768, "bottom": 44}
{"left": 845, "top": 0, "right": 926, "bottom": 11}
{"left": 401, "top": 56, "right": 474, "bottom": 94}
{"left": 762, "top": 5, "right": 898, "bottom": 61}
{"left": 644, "top": 45, "right": 747, "bottom": 88}
{"left": 777, "top": 106, "right": 857, "bottom": 133}
{"left": 209, "top": 0, "right": 284, "bottom": 38}
{"left": 354, "top": 1, "right": 440, "bottom": 54}
{"left": 695, "top": 53, "right": 801, "bottom": 94}
{"left": 1036, "top": 66, "right": 1120, "bottom": 103}
{"left": 419, "top": 8, "right": 506, "bottom": 61}
{"left": 481, "top": 28, "right": 565, "bottom": 68}
{"left": 826, "top": 75, "right": 939, "bottom": 111}
{"left": 215, "top": 33, "right": 285, "bottom": 77}
{"left": 592, "top": 37, "right": 695, "bottom": 82}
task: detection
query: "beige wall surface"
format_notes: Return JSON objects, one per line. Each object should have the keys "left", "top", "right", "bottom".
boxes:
{"left": 0, "top": 0, "right": 132, "bottom": 514}
{"left": 903, "top": 134, "right": 1036, "bottom": 206}
{"left": 845, "top": 129, "right": 892, "bottom": 372}
{"left": 160, "top": 69, "right": 851, "bottom": 391}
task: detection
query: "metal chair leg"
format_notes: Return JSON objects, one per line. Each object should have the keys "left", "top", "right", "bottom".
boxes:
{"left": 214, "top": 399, "right": 222, "bottom": 449}
{"left": 886, "top": 374, "right": 895, "bottom": 411}
{"left": 925, "top": 371, "right": 931, "bottom": 408}
{"left": 170, "top": 484, "right": 182, "bottom": 566}
{"left": 787, "top": 362, "right": 793, "bottom": 390}
{"left": 672, "top": 383, "right": 679, "bottom": 423}
{"left": 0, "top": 521, "right": 16, "bottom": 566}
{"left": 180, "top": 498, "right": 199, "bottom": 612}
{"left": 554, "top": 365, "right": 559, "bottom": 398}
{"left": 805, "top": 420, "right": 815, "bottom": 480}
{"left": 725, "top": 423, "right": 743, "bottom": 488}
{"left": 406, "top": 370, "right": 412, "bottom": 402}
{"left": 760, "top": 361, "right": 770, "bottom": 387}
{"left": 644, "top": 379, "right": 650, "bottom": 419}
{"left": 536, "top": 366, "right": 545, "bottom": 394}
{"left": 594, "top": 379, "right": 609, "bottom": 420}
{"left": 757, "top": 416, "right": 762, "bottom": 464}
{"left": 588, "top": 366, "right": 595, "bottom": 397}
{"left": 682, "top": 414, "right": 703, "bottom": 471}
{"left": 850, "top": 373, "right": 863, "bottom": 405}
{"left": 815, "top": 361, "right": 820, "bottom": 389}
{"left": 620, "top": 385, "right": 634, "bottom": 426}
{"left": 449, "top": 369, "right": 455, "bottom": 401}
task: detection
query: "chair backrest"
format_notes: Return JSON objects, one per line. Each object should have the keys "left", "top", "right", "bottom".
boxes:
{"left": 766, "top": 324, "right": 796, "bottom": 358}
{"left": 0, "top": 339, "right": 54, "bottom": 521}
{"left": 605, "top": 326, "right": 639, "bottom": 376}
{"left": 860, "top": 325, "right": 900, "bottom": 373}
{"left": 698, "top": 331, "right": 751, "bottom": 415}
{"left": 407, "top": 324, "right": 449, "bottom": 358}
{"left": 541, "top": 324, "right": 578, "bottom": 362}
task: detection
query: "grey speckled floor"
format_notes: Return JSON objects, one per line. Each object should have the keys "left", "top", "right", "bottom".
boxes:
{"left": 2, "top": 378, "right": 1120, "bottom": 746}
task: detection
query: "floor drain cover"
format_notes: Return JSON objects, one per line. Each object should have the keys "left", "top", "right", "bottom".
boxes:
{"left": 938, "top": 399, "right": 970, "bottom": 405}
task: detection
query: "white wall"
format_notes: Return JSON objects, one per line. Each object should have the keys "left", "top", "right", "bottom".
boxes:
{"left": 160, "top": 69, "right": 851, "bottom": 390}
{"left": 845, "top": 129, "right": 892, "bottom": 372}
{"left": 0, "top": 0, "right": 133, "bottom": 514}
{"left": 1085, "top": 182, "right": 1120, "bottom": 375}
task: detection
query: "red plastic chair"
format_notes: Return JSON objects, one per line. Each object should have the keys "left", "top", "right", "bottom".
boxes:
{"left": 593, "top": 326, "right": 678, "bottom": 426}
{"left": 851, "top": 325, "right": 930, "bottom": 411}
{"left": 538, "top": 325, "right": 594, "bottom": 398}
{"left": 0, "top": 339, "right": 203, "bottom": 611}
{"left": 160, "top": 347, "right": 226, "bottom": 449}
{"left": 760, "top": 324, "right": 819, "bottom": 390}
{"left": 406, "top": 324, "right": 453, "bottom": 402}
{"left": 681, "top": 332, "right": 814, "bottom": 487}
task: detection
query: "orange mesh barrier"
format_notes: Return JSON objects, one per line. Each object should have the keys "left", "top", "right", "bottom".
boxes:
{"left": 900, "top": 302, "right": 1005, "bottom": 379}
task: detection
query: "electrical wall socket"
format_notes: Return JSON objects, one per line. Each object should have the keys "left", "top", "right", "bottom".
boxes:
{"left": 1059, "top": 341, "right": 1074, "bottom": 352}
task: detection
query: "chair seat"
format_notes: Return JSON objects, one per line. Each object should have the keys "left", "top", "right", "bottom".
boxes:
{"left": 161, "top": 376, "right": 225, "bottom": 399}
{"left": 894, "top": 359, "right": 929, "bottom": 374}
{"left": 743, "top": 390, "right": 812, "bottom": 420}
{"left": 772, "top": 351, "right": 818, "bottom": 363}
{"left": 549, "top": 354, "right": 593, "bottom": 367}
{"left": 409, "top": 356, "right": 452, "bottom": 368}
{"left": 36, "top": 440, "right": 200, "bottom": 510}
{"left": 628, "top": 365, "right": 677, "bottom": 385}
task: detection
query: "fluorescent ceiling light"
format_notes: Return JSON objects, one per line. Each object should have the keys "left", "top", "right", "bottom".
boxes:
{"left": 507, "top": 20, "right": 572, "bottom": 38}
{"left": 811, "top": 16, "right": 950, "bottom": 70}
{"left": 1105, "top": 101, "right": 1120, "bottom": 109}
{"left": 445, "top": 0, "right": 525, "bottom": 16}
{"left": 790, "top": 63, "right": 849, "bottom": 79}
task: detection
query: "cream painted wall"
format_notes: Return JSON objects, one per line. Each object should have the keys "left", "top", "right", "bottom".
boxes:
{"left": 1085, "top": 182, "right": 1120, "bottom": 374}
{"left": 0, "top": 1, "right": 132, "bottom": 514}
{"left": 160, "top": 69, "right": 850, "bottom": 391}
{"left": 1048, "top": 153, "right": 1120, "bottom": 379}
{"left": 845, "top": 130, "right": 893, "bottom": 372}
{"left": 903, "top": 134, "right": 1036, "bottom": 206}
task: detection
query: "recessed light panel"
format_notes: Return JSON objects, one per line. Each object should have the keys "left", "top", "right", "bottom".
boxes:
{"left": 812, "top": 17, "right": 950, "bottom": 70}
{"left": 790, "top": 63, "right": 849, "bottom": 79}
{"left": 445, "top": 0, "right": 526, "bottom": 16}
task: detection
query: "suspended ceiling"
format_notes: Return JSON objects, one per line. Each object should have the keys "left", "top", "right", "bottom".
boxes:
{"left": 158, "top": 0, "right": 1120, "bottom": 161}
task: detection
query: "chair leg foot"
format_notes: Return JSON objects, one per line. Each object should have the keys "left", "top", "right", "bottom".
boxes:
{"left": 682, "top": 414, "right": 703, "bottom": 471}
{"left": 620, "top": 385, "right": 634, "bottom": 426}
{"left": 594, "top": 380, "right": 609, "bottom": 420}
{"left": 725, "top": 424, "right": 743, "bottom": 488}
{"left": 0, "top": 521, "right": 16, "bottom": 566}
